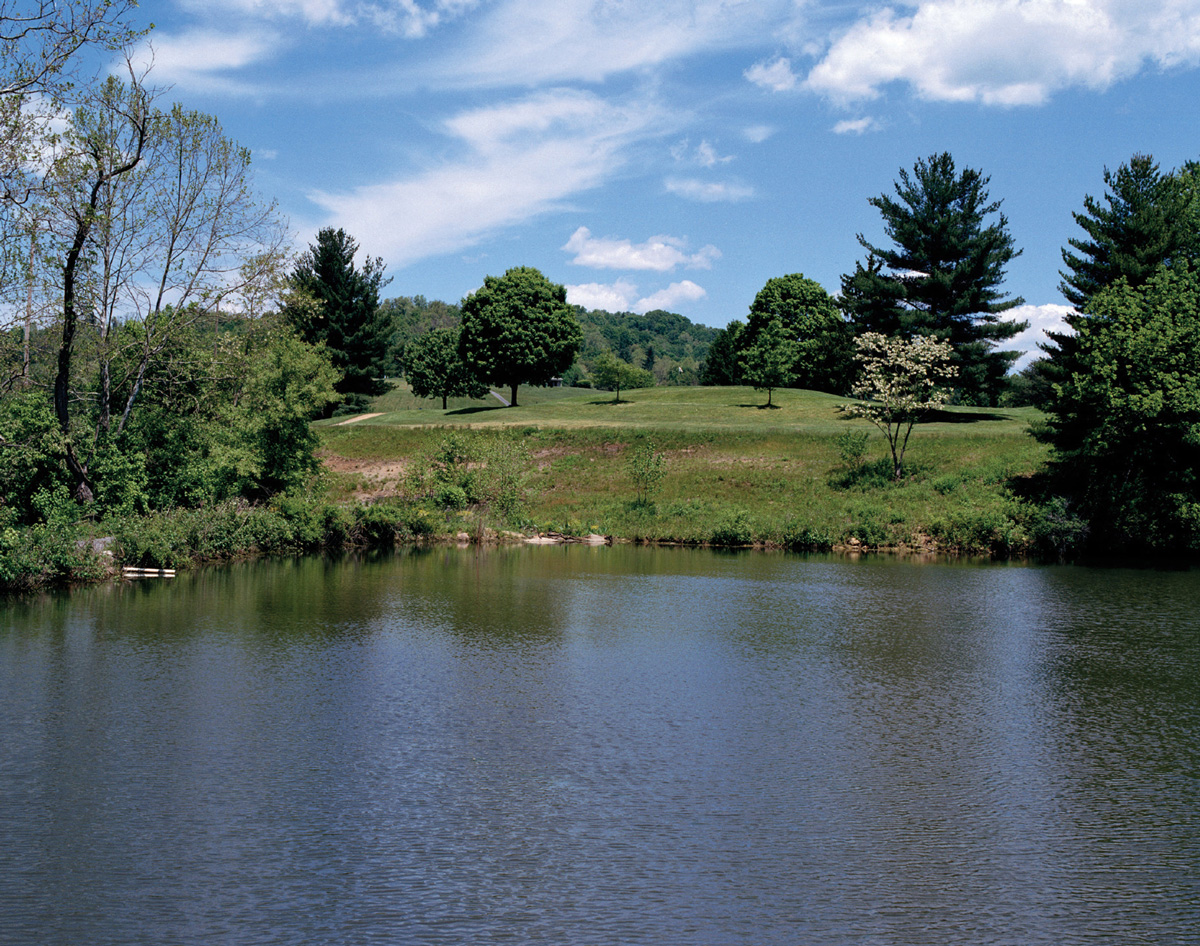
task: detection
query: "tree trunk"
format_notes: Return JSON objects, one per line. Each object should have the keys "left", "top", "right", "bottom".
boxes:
{"left": 442, "top": 393, "right": 448, "bottom": 409}
{"left": 510, "top": 383, "right": 518, "bottom": 407}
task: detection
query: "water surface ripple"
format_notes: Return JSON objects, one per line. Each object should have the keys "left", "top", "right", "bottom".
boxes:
{"left": 1, "top": 547, "right": 1197, "bottom": 944}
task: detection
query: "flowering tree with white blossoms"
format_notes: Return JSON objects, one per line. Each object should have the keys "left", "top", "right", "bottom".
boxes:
{"left": 843, "top": 332, "right": 957, "bottom": 480}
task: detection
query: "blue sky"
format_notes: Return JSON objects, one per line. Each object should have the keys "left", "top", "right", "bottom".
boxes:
{"left": 129, "top": 1, "right": 1200, "bottom": 365}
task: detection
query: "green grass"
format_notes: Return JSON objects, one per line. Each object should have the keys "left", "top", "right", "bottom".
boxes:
{"left": 322, "top": 382, "right": 1041, "bottom": 436}
{"left": 317, "top": 384, "right": 1049, "bottom": 555}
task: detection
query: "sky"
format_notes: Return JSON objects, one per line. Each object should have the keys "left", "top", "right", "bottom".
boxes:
{"left": 125, "top": 1, "right": 1200, "bottom": 366}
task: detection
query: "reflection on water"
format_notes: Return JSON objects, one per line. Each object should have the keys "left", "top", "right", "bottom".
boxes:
{"left": 1, "top": 547, "right": 1198, "bottom": 945}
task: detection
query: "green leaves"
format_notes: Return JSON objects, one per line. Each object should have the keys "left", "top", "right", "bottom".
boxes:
{"left": 458, "top": 266, "right": 581, "bottom": 407}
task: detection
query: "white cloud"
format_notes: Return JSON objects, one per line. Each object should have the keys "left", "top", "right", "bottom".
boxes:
{"left": 138, "top": 29, "right": 278, "bottom": 88}
{"left": 422, "top": 0, "right": 792, "bottom": 88}
{"left": 634, "top": 280, "right": 707, "bottom": 312}
{"left": 565, "top": 279, "right": 639, "bottom": 311}
{"left": 832, "top": 116, "right": 881, "bottom": 135}
{"left": 665, "top": 177, "right": 755, "bottom": 202}
{"left": 807, "top": 0, "right": 1200, "bottom": 106}
{"left": 743, "top": 124, "right": 776, "bottom": 143}
{"left": 179, "top": 0, "right": 478, "bottom": 36}
{"left": 563, "top": 227, "right": 720, "bottom": 271}
{"left": 308, "top": 90, "right": 667, "bottom": 266}
{"left": 1004, "top": 303, "right": 1075, "bottom": 368}
{"left": 745, "top": 55, "right": 798, "bottom": 91}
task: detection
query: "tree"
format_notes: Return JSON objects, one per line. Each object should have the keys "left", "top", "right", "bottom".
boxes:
{"left": 842, "top": 332, "right": 956, "bottom": 480}
{"left": 699, "top": 320, "right": 743, "bottom": 385}
{"left": 404, "top": 327, "right": 488, "bottom": 409}
{"left": 0, "top": 2, "right": 142, "bottom": 285}
{"left": 40, "top": 71, "right": 284, "bottom": 503}
{"left": 742, "top": 274, "right": 851, "bottom": 393}
{"left": 591, "top": 349, "right": 654, "bottom": 403}
{"left": 1043, "top": 154, "right": 1200, "bottom": 433}
{"left": 458, "top": 266, "right": 581, "bottom": 407}
{"left": 1059, "top": 154, "right": 1199, "bottom": 310}
{"left": 738, "top": 312, "right": 796, "bottom": 407}
{"left": 1035, "top": 263, "right": 1200, "bottom": 552}
{"left": 841, "top": 152, "right": 1025, "bottom": 405}
{"left": 285, "top": 227, "right": 393, "bottom": 398}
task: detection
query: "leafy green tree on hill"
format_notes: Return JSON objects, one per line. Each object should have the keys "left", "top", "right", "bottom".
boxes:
{"left": 738, "top": 313, "right": 796, "bottom": 407}
{"left": 841, "top": 152, "right": 1025, "bottom": 406}
{"left": 458, "top": 266, "right": 581, "bottom": 407}
{"left": 591, "top": 350, "right": 654, "bottom": 403}
{"left": 742, "top": 274, "right": 850, "bottom": 393}
{"left": 285, "top": 228, "right": 393, "bottom": 398}
{"left": 1035, "top": 262, "right": 1200, "bottom": 552}
{"left": 404, "top": 327, "right": 487, "bottom": 409}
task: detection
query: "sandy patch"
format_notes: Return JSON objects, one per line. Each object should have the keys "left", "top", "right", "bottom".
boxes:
{"left": 335, "top": 413, "right": 384, "bottom": 425}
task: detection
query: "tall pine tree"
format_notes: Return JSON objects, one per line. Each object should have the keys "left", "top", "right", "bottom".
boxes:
{"left": 841, "top": 152, "right": 1025, "bottom": 406}
{"left": 285, "top": 228, "right": 393, "bottom": 398}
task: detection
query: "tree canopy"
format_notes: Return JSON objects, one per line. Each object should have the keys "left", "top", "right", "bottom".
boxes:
{"left": 841, "top": 152, "right": 1025, "bottom": 405}
{"left": 285, "top": 227, "right": 393, "bottom": 399}
{"left": 742, "top": 273, "right": 850, "bottom": 394}
{"left": 1036, "top": 262, "right": 1200, "bottom": 552}
{"left": 591, "top": 350, "right": 654, "bottom": 403}
{"left": 458, "top": 266, "right": 581, "bottom": 407}
{"left": 404, "top": 327, "right": 487, "bottom": 410}
{"left": 738, "top": 313, "right": 796, "bottom": 407}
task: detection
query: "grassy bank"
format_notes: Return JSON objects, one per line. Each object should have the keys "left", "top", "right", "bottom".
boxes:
{"left": 318, "top": 384, "right": 1053, "bottom": 555}
{"left": 1, "top": 385, "right": 1056, "bottom": 594}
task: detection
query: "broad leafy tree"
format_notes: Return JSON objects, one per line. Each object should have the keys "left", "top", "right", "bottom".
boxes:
{"left": 841, "top": 152, "right": 1024, "bottom": 405}
{"left": 742, "top": 274, "right": 850, "bottom": 393}
{"left": 738, "top": 313, "right": 796, "bottom": 407}
{"left": 404, "top": 327, "right": 487, "bottom": 409}
{"left": 458, "top": 266, "right": 581, "bottom": 407}
{"left": 591, "top": 349, "right": 653, "bottom": 404}
{"left": 285, "top": 227, "right": 392, "bottom": 398}
{"left": 842, "top": 332, "right": 956, "bottom": 480}
{"left": 1036, "top": 262, "right": 1200, "bottom": 552}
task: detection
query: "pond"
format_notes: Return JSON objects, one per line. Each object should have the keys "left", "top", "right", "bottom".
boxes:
{"left": 1, "top": 546, "right": 1197, "bottom": 945}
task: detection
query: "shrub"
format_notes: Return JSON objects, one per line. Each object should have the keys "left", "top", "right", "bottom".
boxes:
{"left": 710, "top": 510, "right": 753, "bottom": 546}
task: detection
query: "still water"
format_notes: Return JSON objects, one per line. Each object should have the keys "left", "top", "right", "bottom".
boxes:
{"left": 1, "top": 546, "right": 1197, "bottom": 945}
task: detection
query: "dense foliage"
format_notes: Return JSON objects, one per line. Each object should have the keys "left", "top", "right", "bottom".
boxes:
{"left": 285, "top": 227, "right": 393, "bottom": 400}
{"left": 741, "top": 274, "right": 851, "bottom": 394}
{"left": 403, "top": 327, "right": 488, "bottom": 409}
{"left": 458, "top": 266, "right": 581, "bottom": 407}
{"left": 1036, "top": 263, "right": 1200, "bottom": 552}
{"left": 841, "top": 152, "right": 1024, "bottom": 405}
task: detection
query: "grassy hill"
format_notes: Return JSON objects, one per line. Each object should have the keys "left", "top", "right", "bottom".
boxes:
{"left": 317, "top": 383, "right": 1048, "bottom": 555}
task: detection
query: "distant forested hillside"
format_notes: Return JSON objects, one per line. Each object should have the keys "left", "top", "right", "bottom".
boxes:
{"left": 382, "top": 296, "right": 720, "bottom": 386}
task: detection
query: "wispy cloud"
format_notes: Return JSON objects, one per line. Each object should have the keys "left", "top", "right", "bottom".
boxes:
{"left": 178, "top": 0, "right": 478, "bottom": 36}
{"left": 421, "top": 0, "right": 793, "bottom": 88}
{"left": 832, "top": 116, "right": 880, "bottom": 135}
{"left": 563, "top": 227, "right": 720, "bottom": 271}
{"left": 807, "top": 0, "right": 1200, "bottom": 106}
{"left": 745, "top": 55, "right": 798, "bottom": 92}
{"left": 665, "top": 177, "right": 754, "bottom": 202}
{"left": 308, "top": 90, "right": 668, "bottom": 265}
{"left": 743, "top": 125, "right": 775, "bottom": 143}
{"left": 136, "top": 29, "right": 279, "bottom": 90}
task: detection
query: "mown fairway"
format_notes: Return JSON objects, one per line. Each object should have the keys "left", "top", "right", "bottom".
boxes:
{"left": 317, "top": 384, "right": 1048, "bottom": 552}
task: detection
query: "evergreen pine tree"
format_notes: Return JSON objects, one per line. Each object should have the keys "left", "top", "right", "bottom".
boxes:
{"left": 841, "top": 152, "right": 1025, "bottom": 405}
{"left": 285, "top": 228, "right": 393, "bottom": 398}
